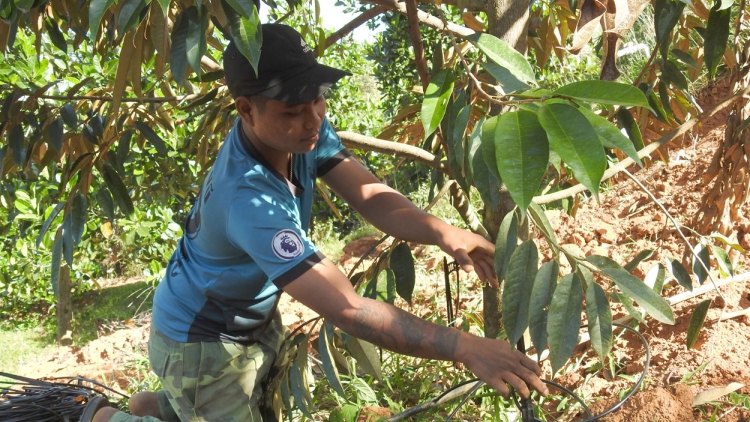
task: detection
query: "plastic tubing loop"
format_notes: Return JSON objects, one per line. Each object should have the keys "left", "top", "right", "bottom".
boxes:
{"left": 443, "top": 322, "right": 650, "bottom": 422}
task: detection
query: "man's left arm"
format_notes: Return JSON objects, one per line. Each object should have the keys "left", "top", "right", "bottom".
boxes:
{"left": 321, "top": 157, "right": 497, "bottom": 286}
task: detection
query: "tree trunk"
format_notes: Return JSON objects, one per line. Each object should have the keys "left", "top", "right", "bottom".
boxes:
{"left": 482, "top": 0, "right": 529, "bottom": 339}
{"left": 56, "top": 265, "right": 73, "bottom": 346}
{"left": 486, "top": 0, "right": 529, "bottom": 52}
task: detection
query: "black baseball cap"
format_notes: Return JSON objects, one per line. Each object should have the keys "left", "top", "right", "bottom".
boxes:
{"left": 223, "top": 24, "right": 351, "bottom": 104}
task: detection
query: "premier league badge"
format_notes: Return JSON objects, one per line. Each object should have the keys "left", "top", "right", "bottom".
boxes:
{"left": 272, "top": 229, "right": 305, "bottom": 259}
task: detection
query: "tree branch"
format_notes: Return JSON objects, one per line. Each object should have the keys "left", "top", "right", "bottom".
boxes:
{"left": 363, "top": 0, "right": 476, "bottom": 38}
{"left": 337, "top": 130, "right": 447, "bottom": 172}
{"left": 16, "top": 89, "right": 211, "bottom": 104}
{"left": 319, "top": 6, "right": 389, "bottom": 52}
{"left": 405, "top": 0, "right": 431, "bottom": 90}
{"left": 533, "top": 85, "right": 750, "bottom": 205}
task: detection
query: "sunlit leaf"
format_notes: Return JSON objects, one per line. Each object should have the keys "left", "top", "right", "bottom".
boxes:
{"left": 553, "top": 81, "right": 650, "bottom": 109}
{"left": 343, "top": 336, "right": 382, "bottom": 381}
{"left": 390, "top": 242, "right": 415, "bottom": 305}
{"left": 644, "top": 263, "right": 666, "bottom": 294}
{"left": 710, "top": 245, "right": 733, "bottom": 277}
{"left": 421, "top": 69, "right": 455, "bottom": 139}
{"left": 224, "top": 1, "right": 263, "bottom": 77}
{"left": 538, "top": 103, "right": 606, "bottom": 200}
{"left": 468, "top": 33, "right": 535, "bottom": 83}
{"left": 693, "top": 383, "right": 746, "bottom": 407}
{"left": 616, "top": 107, "right": 645, "bottom": 152}
{"left": 585, "top": 282, "right": 613, "bottom": 360}
{"left": 482, "top": 62, "right": 529, "bottom": 94}
{"left": 578, "top": 107, "right": 642, "bottom": 166}
{"left": 547, "top": 273, "right": 583, "bottom": 374}
{"left": 686, "top": 299, "right": 711, "bottom": 349}
{"left": 586, "top": 255, "right": 675, "bottom": 324}
{"left": 503, "top": 240, "right": 539, "bottom": 345}
{"left": 89, "top": 0, "right": 116, "bottom": 41}
{"left": 495, "top": 110, "right": 549, "bottom": 214}
{"left": 529, "top": 260, "right": 558, "bottom": 360}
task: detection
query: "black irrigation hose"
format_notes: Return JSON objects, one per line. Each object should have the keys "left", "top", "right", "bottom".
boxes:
{"left": 0, "top": 372, "right": 128, "bottom": 421}
{"left": 443, "top": 323, "right": 650, "bottom": 422}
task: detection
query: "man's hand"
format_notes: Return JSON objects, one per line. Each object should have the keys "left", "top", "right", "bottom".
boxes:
{"left": 457, "top": 335, "right": 549, "bottom": 398}
{"left": 437, "top": 225, "right": 498, "bottom": 288}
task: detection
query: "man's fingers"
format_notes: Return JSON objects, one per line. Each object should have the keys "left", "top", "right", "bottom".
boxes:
{"left": 516, "top": 351, "right": 542, "bottom": 376}
{"left": 502, "top": 372, "right": 531, "bottom": 399}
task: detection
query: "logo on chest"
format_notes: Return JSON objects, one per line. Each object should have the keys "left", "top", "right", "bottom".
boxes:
{"left": 272, "top": 229, "right": 305, "bottom": 260}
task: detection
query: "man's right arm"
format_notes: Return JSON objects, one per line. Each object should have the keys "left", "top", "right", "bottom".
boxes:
{"left": 282, "top": 258, "right": 549, "bottom": 398}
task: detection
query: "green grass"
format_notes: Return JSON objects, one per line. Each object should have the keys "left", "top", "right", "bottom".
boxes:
{"left": 0, "top": 327, "right": 56, "bottom": 383}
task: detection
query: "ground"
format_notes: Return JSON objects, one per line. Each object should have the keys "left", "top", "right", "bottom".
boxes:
{"left": 9, "top": 81, "right": 750, "bottom": 421}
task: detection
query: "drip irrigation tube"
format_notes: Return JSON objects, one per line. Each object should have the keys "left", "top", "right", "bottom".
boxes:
{"left": 441, "top": 323, "right": 650, "bottom": 422}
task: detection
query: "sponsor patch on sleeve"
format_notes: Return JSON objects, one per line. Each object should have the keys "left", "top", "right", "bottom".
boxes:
{"left": 272, "top": 229, "right": 305, "bottom": 260}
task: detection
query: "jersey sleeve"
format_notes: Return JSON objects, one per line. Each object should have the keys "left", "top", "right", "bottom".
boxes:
{"left": 226, "top": 176, "right": 325, "bottom": 289}
{"left": 316, "top": 118, "right": 351, "bottom": 177}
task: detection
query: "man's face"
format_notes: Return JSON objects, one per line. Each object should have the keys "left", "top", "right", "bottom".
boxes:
{"left": 248, "top": 95, "right": 327, "bottom": 154}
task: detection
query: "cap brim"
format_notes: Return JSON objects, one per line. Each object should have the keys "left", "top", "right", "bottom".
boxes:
{"left": 258, "top": 64, "right": 351, "bottom": 104}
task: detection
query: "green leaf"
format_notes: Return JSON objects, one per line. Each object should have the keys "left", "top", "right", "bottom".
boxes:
{"left": 668, "top": 257, "right": 693, "bottom": 291}
{"left": 343, "top": 336, "right": 382, "bottom": 381}
{"left": 467, "top": 33, "right": 535, "bottom": 83}
{"left": 133, "top": 122, "right": 168, "bottom": 156}
{"left": 186, "top": 7, "right": 209, "bottom": 76}
{"left": 671, "top": 49, "right": 699, "bottom": 69}
{"left": 528, "top": 202, "right": 559, "bottom": 257}
{"left": 691, "top": 243, "right": 710, "bottom": 285}
{"left": 169, "top": 9, "right": 190, "bottom": 86}
{"left": 495, "top": 110, "right": 549, "bottom": 214}
{"left": 329, "top": 405, "right": 360, "bottom": 422}
{"left": 644, "top": 263, "right": 666, "bottom": 294}
{"left": 547, "top": 273, "right": 583, "bottom": 374}
{"left": 96, "top": 188, "right": 115, "bottom": 221}
{"left": 585, "top": 282, "right": 613, "bottom": 361}
{"left": 482, "top": 62, "right": 529, "bottom": 94}
{"left": 616, "top": 108, "right": 645, "bottom": 152}
{"left": 480, "top": 115, "right": 502, "bottom": 182}
{"left": 224, "top": 0, "right": 263, "bottom": 77}
{"left": 704, "top": 3, "right": 731, "bottom": 78}
{"left": 421, "top": 69, "right": 455, "bottom": 139}
{"left": 624, "top": 249, "right": 655, "bottom": 273}
{"left": 654, "top": 0, "right": 686, "bottom": 45}
{"left": 390, "top": 242, "right": 416, "bottom": 305}
{"left": 364, "top": 269, "right": 396, "bottom": 304}
{"left": 538, "top": 103, "right": 606, "bottom": 200}
{"left": 710, "top": 232, "right": 745, "bottom": 253}
{"left": 89, "top": 0, "right": 116, "bottom": 41}
{"left": 46, "top": 118, "right": 64, "bottom": 153}
{"left": 494, "top": 211, "right": 518, "bottom": 284}
{"left": 686, "top": 299, "right": 711, "bottom": 349}
{"left": 14, "top": 0, "right": 34, "bottom": 12}
{"left": 45, "top": 18, "right": 67, "bottom": 54}
{"left": 117, "top": 0, "right": 145, "bottom": 35}
{"left": 289, "top": 335, "right": 314, "bottom": 419}
{"left": 51, "top": 234, "right": 63, "bottom": 298}
{"left": 62, "top": 214, "right": 74, "bottom": 266}
{"left": 586, "top": 255, "right": 675, "bottom": 324}
{"left": 465, "top": 115, "right": 485, "bottom": 188}
{"left": 36, "top": 202, "right": 65, "bottom": 248}
{"left": 101, "top": 162, "right": 134, "bottom": 216}
{"left": 553, "top": 81, "right": 651, "bottom": 109}
{"left": 224, "top": 0, "right": 257, "bottom": 17}
{"left": 318, "top": 322, "right": 346, "bottom": 398}
{"left": 9, "top": 124, "right": 25, "bottom": 166}
{"left": 529, "top": 260, "right": 558, "bottom": 360}
{"left": 156, "top": 0, "right": 170, "bottom": 16}
{"left": 60, "top": 104, "right": 77, "bottom": 130}
{"left": 578, "top": 107, "right": 642, "bottom": 166}
{"left": 502, "top": 240, "right": 539, "bottom": 345}
{"left": 615, "top": 292, "right": 644, "bottom": 322}
{"left": 710, "top": 245, "right": 733, "bottom": 277}
{"left": 662, "top": 60, "right": 689, "bottom": 92}
{"left": 71, "top": 193, "right": 87, "bottom": 245}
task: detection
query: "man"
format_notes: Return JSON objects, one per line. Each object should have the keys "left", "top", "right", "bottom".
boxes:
{"left": 93, "top": 23, "right": 547, "bottom": 422}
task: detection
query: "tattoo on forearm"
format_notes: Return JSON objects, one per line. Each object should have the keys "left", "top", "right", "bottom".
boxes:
{"left": 351, "top": 300, "right": 459, "bottom": 359}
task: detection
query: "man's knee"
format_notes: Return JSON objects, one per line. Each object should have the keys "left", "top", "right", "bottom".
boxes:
{"left": 128, "top": 391, "right": 162, "bottom": 418}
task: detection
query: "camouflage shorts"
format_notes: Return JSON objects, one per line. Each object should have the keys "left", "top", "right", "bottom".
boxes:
{"left": 110, "top": 311, "right": 286, "bottom": 422}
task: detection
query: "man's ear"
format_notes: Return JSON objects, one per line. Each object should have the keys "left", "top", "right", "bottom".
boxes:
{"left": 234, "top": 97, "right": 255, "bottom": 126}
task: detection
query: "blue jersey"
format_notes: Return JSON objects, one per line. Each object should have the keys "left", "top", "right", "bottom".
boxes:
{"left": 153, "top": 118, "right": 350, "bottom": 344}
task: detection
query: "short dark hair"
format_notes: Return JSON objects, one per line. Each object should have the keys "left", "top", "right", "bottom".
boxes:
{"left": 249, "top": 95, "right": 269, "bottom": 113}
